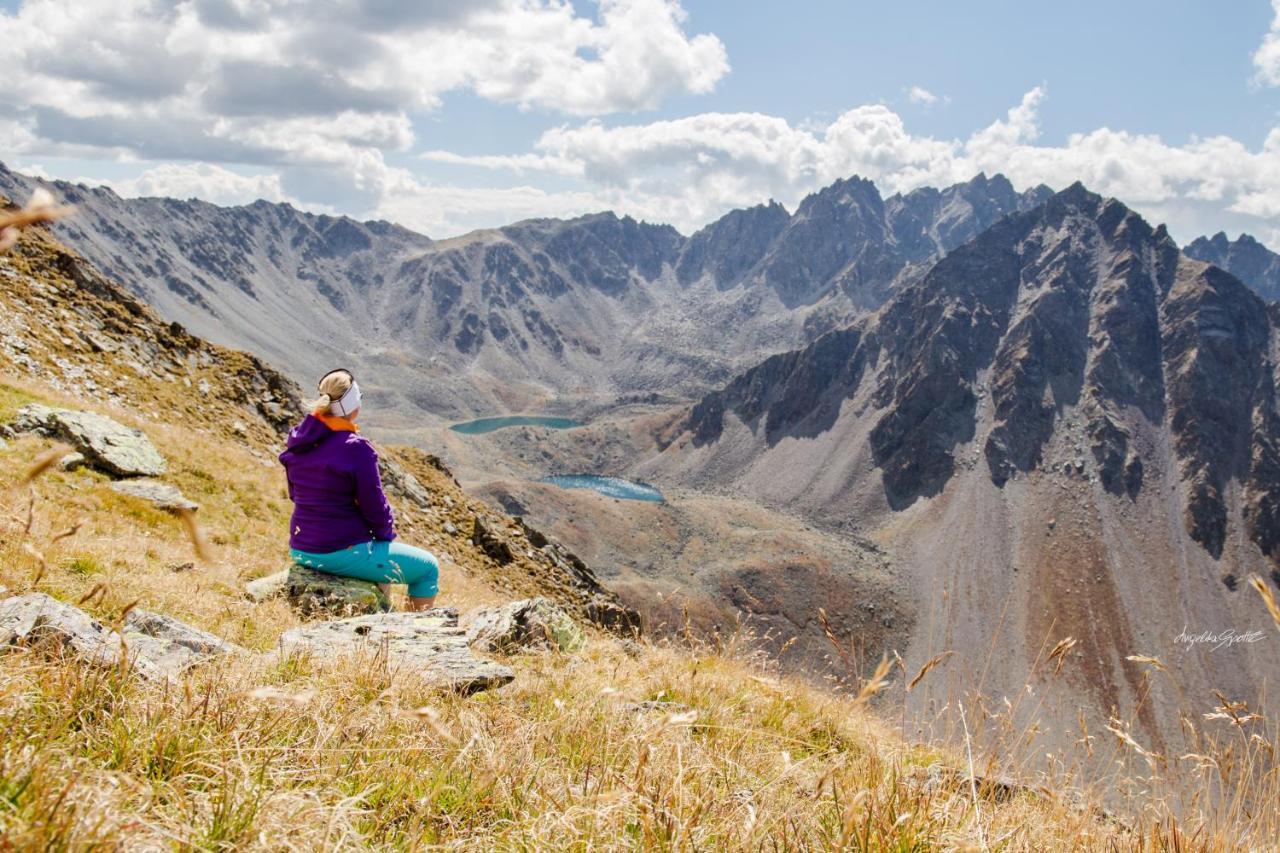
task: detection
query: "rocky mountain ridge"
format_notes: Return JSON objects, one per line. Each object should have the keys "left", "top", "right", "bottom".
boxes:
{"left": 638, "top": 183, "right": 1280, "bottom": 751}
{"left": 0, "top": 163, "right": 1048, "bottom": 420}
{"left": 677, "top": 183, "right": 1280, "bottom": 562}
{"left": 1184, "top": 231, "right": 1280, "bottom": 302}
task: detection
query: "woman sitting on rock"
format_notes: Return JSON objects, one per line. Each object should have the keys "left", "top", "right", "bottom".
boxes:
{"left": 279, "top": 368, "right": 439, "bottom": 611}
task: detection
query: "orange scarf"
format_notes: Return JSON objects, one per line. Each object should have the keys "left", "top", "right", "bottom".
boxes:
{"left": 315, "top": 412, "right": 359, "bottom": 433}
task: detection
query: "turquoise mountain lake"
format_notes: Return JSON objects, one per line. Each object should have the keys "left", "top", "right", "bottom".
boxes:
{"left": 450, "top": 415, "right": 584, "bottom": 435}
{"left": 540, "top": 475, "right": 665, "bottom": 503}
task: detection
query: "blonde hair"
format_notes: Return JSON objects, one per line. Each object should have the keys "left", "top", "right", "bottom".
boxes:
{"left": 310, "top": 369, "right": 353, "bottom": 415}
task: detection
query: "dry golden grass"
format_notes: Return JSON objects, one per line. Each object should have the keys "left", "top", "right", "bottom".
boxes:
{"left": 0, "top": 187, "right": 74, "bottom": 252}
{"left": 0, "top": 373, "right": 1151, "bottom": 849}
{"left": 4, "top": 408, "right": 1277, "bottom": 850}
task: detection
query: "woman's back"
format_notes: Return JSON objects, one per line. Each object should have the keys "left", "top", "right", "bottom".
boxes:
{"left": 279, "top": 414, "right": 395, "bottom": 552}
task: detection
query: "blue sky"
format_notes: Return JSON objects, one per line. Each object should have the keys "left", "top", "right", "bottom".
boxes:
{"left": 2, "top": 0, "right": 1279, "bottom": 244}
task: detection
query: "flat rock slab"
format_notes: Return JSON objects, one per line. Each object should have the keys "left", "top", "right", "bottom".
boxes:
{"left": 0, "top": 593, "right": 237, "bottom": 680}
{"left": 110, "top": 479, "right": 199, "bottom": 512}
{"left": 0, "top": 591, "right": 125, "bottom": 669}
{"left": 245, "top": 568, "right": 289, "bottom": 602}
{"left": 12, "top": 404, "right": 165, "bottom": 477}
{"left": 462, "top": 597, "right": 585, "bottom": 654}
{"left": 123, "top": 609, "right": 241, "bottom": 677}
{"left": 278, "top": 608, "right": 514, "bottom": 694}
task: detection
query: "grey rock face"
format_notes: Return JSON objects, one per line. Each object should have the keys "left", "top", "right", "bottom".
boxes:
{"left": 285, "top": 563, "right": 389, "bottom": 617}
{"left": 109, "top": 479, "right": 199, "bottom": 512}
{"left": 687, "top": 326, "right": 868, "bottom": 446}
{"left": 0, "top": 593, "right": 235, "bottom": 679}
{"left": 1185, "top": 232, "right": 1280, "bottom": 302}
{"left": 278, "top": 608, "right": 514, "bottom": 694}
{"left": 1162, "top": 264, "right": 1280, "bottom": 557}
{"left": 676, "top": 201, "right": 790, "bottom": 287}
{"left": 122, "top": 608, "right": 242, "bottom": 677}
{"left": 378, "top": 456, "right": 432, "bottom": 509}
{"left": 1, "top": 592, "right": 124, "bottom": 669}
{"left": 11, "top": 404, "right": 165, "bottom": 477}
{"left": 462, "top": 597, "right": 585, "bottom": 654}
{"left": 682, "top": 183, "right": 1280, "bottom": 560}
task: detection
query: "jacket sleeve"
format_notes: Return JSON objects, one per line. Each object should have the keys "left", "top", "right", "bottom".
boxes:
{"left": 351, "top": 440, "right": 397, "bottom": 541}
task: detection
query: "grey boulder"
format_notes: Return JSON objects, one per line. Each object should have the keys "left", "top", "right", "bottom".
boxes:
{"left": 11, "top": 404, "right": 165, "bottom": 477}
{"left": 462, "top": 597, "right": 585, "bottom": 654}
{"left": 286, "top": 564, "right": 389, "bottom": 617}
{"left": 378, "top": 456, "right": 432, "bottom": 510}
{"left": 109, "top": 479, "right": 198, "bottom": 512}
{"left": 278, "top": 608, "right": 514, "bottom": 694}
{"left": 243, "top": 564, "right": 390, "bottom": 616}
{"left": 0, "top": 593, "right": 236, "bottom": 680}
{"left": 0, "top": 591, "right": 124, "bottom": 669}
{"left": 123, "top": 609, "right": 241, "bottom": 677}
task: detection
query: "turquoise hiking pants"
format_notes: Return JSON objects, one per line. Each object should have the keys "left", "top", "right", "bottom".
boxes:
{"left": 289, "top": 540, "right": 440, "bottom": 598}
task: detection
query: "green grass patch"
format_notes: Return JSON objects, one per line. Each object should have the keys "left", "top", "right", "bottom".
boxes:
{"left": 0, "top": 382, "right": 40, "bottom": 423}
{"left": 64, "top": 555, "right": 105, "bottom": 576}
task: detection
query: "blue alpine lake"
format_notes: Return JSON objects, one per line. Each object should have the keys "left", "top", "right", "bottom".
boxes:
{"left": 539, "top": 475, "right": 666, "bottom": 503}
{"left": 450, "top": 415, "right": 584, "bottom": 434}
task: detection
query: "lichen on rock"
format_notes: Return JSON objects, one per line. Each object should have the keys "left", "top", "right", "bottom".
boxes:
{"left": 11, "top": 403, "right": 165, "bottom": 477}
{"left": 463, "top": 597, "right": 585, "bottom": 654}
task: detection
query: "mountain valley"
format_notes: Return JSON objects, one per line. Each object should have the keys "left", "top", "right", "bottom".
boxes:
{"left": 6, "top": 165, "right": 1280, "bottom": 775}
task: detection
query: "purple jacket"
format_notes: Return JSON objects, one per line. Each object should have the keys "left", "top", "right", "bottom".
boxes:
{"left": 279, "top": 415, "right": 396, "bottom": 553}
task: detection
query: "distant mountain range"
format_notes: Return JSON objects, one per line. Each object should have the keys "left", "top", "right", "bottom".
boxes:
{"left": 0, "top": 164, "right": 1049, "bottom": 420}
{"left": 1185, "top": 231, "right": 1280, "bottom": 302}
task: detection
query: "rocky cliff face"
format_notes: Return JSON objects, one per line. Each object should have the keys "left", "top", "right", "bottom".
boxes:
{"left": 678, "top": 184, "right": 1280, "bottom": 561}
{"left": 1184, "top": 232, "right": 1280, "bottom": 302}
{"left": 0, "top": 163, "right": 1049, "bottom": 420}
{"left": 648, "top": 184, "right": 1280, "bottom": 752}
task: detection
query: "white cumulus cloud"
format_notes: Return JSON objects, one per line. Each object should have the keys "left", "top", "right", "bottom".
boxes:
{"left": 419, "top": 86, "right": 1280, "bottom": 243}
{"left": 1254, "top": 0, "right": 1280, "bottom": 86}
{"left": 0, "top": 0, "right": 727, "bottom": 210}
{"left": 109, "top": 163, "right": 291, "bottom": 207}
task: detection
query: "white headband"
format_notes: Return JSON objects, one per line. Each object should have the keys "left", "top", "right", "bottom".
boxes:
{"left": 329, "top": 381, "right": 361, "bottom": 417}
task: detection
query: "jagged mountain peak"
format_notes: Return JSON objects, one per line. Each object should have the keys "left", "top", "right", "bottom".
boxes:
{"left": 674, "top": 182, "right": 1277, "bottom": 563}
{"left": 647, "top": 182, "right": 1280, "bottom": 752}
{"left": 1184, "top": 230, "right": 1280, "bottom": 302}
{"left": 792, "top": 173, "right": 885, "bottom": 216}
{"left": 0, "top": 162, "right": 1055, "bottom": 418}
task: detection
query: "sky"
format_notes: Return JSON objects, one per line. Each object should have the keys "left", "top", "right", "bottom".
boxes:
{"left": 1, "top": 0, "right": 1279, "bottom": 245}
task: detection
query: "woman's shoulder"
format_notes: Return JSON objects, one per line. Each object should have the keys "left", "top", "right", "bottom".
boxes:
{"left": 336, "top": 432, "right": 378, "bottom": 456}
